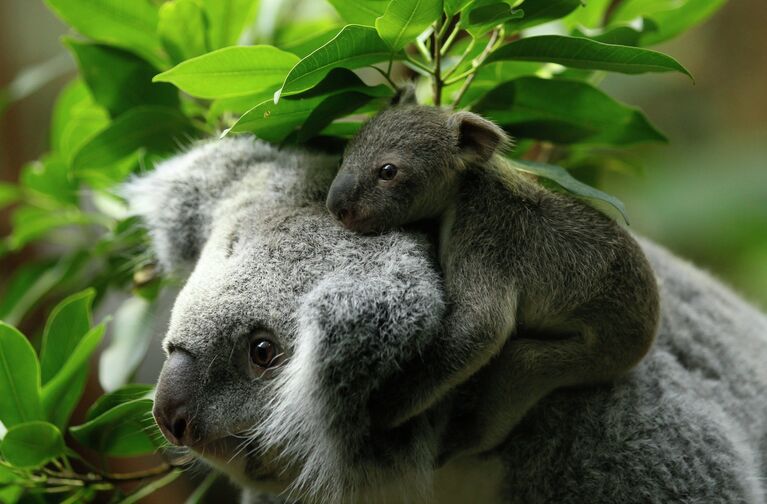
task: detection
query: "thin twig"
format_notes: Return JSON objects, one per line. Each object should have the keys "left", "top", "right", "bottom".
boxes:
{"left": 368, "top": 65, "right": 398, "bottom": 88}
{"left": 451, "top": 28, "right": 501, "bottom": 109}
{"left": 433, "top": 16, "right": 444, "bottom": 106}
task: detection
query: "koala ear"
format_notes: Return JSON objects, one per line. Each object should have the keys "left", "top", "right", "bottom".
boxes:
{"left": 447, "top": 111, "right": 510, "bottom": 163}
{"left": 122, "top": 136, "right": 269, "bottom": 273}
{"left": 390, "top": 82, "right": 418, "bottom": 106}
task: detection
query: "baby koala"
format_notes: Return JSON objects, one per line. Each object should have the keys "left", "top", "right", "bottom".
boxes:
{"left": 326, "top": 90, "right": 660, "bottom": 456}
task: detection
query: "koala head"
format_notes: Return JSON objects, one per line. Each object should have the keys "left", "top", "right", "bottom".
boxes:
{"left": 125, "top": 137, "right": 447, "bottom": 502}
{"left": 326, "top": 101, "right": 509, "bottom": 233}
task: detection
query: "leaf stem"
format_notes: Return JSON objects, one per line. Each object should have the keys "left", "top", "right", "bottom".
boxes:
{"left": 369, "top": 64, "right": 399, "bottom": 89}
{"left": 443, "top": 38, "right": 475, "bottom": 80}
{"left": 441, "top": 22, "right": 461, "bottom": 56}
{"left": 404, "top": 55, "right": 432, "bottom": 74}
{"left": 433, "top": 16, "right": 444, "bottom": 106}
{"left": 451, "top": 27, "right": 501, "bottom": 109}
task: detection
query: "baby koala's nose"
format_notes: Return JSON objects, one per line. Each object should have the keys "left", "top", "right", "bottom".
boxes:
{"left": 153, "top": 349, "right": 196, "bottom": 446}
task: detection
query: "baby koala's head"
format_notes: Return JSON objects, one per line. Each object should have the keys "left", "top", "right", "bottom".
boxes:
{"left": 326, "top": 92, "right": 509, "bottom": 233}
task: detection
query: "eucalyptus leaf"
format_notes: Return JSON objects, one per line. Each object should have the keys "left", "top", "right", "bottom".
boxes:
{"left": 86, "top": 384, "right": 154, "bottom": 421}
{"left": 445, "top": 0, "right": 474, "bottom": 15}
{"left": 158, "top": 0, "right": 209, "bottom": 64}
{"left": 508, "top": 0, "right": 582, "bottom": 31}
{"left": 466, "top": 3, "right": 524, "bottom": 37}
{"left": 20, "top": 155, "right": 78, "bottom": 207}
{"left": 0, "top": 323, "right": 43, "bottom": 428}
{"left": 50, "top": 80, "right": 110, "bottom": 163}
{"left": 473, "top": 77, "right": 666, "bottom": 146}
{"left": 486, "top": 35, "right": 692, "bottom": 78}
{"left": 154, "top": 46, "right": 299, "bottom": 99}
{"left": 639, "top": 0, "right": 727, "bottom": 46}
{"left": 278, "top": 25, "right": 395, "bottom": 99}
{"left": 42, "top": 324, "right": 106, "bottom": 429}
{"left": 39, "top": 288, "right": 95, "bottom": 385}
{"left": 276, "top": 23, "right": 343, "bottom": 58}
{"left": 1, "top": 422, "right": 64, "bottom": 469}
{"left": 509, "top": 158, "right": 629, "bottom": 223}
{"left": 297, "top": 92, "right": 375, "bottom": 142}
{"left": 43, "top": 0, "right": 165, "bottom": 68}
{"left": 288, "top": 68, "right": 393, "bottom": 100}
{"left": 99, "top": 297, "right": 157, "bottom": 392}
{"left": 71, "top": 106, "right": 196, "bottom": 174}
{"left": 375, "top": 0, "right": 442, "bottom": 51}
{"left": 7, "top": 206, "right": 101, "bottom": 254}
{"left": 65, "top": 39, "right": 179, "bottom": 117}
{"left": 230, "top": 96, "right": 325, "bottom": 141}
{"left": 69, "top": 398, "right": 162, "bottom": 456}
{"left": 201, "top": 0, "right": 261, "bottom": 49}
{"left": 327, "top": 0, "right": 388, "bottom": 25}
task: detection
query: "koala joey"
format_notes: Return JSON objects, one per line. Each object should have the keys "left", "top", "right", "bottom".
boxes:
{"left": 326, "top": 90, "right": 661, "bottom": 456}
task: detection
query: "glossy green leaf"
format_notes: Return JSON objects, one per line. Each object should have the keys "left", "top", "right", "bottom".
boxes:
{"left": 639, "top": 0, "right": 728, "bottom": 46}
{"left": 298, "top": 92, "right": 375, "bottom": 142}
{"left": 20, "top": 155, "right": 78, "bottom": 206}
{"left": 86, "top": 384, "right": 154, "bottom": 421}
{"left": 278, "top": 25, "right": 395, "bottom": 98}
{"left": 65, "top": 39, "right": 179, "bottom": 118}
{"left": 201, "top": 0, "right": 261, "bottom": 49}
{"left": 99, "top": 297, "right": 157, "bottom": 392}
{"left": 275, "top": 22, "right": 343, "bottom": 58}
{"left": 69, "top": 398, "right": 162, "bottom": 456}
{"left": 207, "top": 90, "right": 275, "bottom": 120}
{"left": 71, "top": 106, "right": 196, "bottom": 173}
{"left": 465, "top": 3, "right": 524, "bottom": 37}
{"left": 43, "top": 0, "right": 165, "bottom": 68}
{"left": 573, "top": 25, "right": 651, "bottom": 47}
{"left": 327, "top": 0, "right": 388, "bottom": 25}
{"left": 320, "top": 120, "right": 364, "bottom": 138}
{"left": 39, "top": 289, "right": 95, "bottom": 385}
{"left": 154, "top": 46, "right": 299, "bottom": 99}
{"left": 288, "top": 68, "right": 393, "bottom": 99}
{"left": 446, "top": 61, "right": 542, "bottom": 106}
{"left": 375, "top": 0, "right": 442, "bottom": 51}
{"left": 509, "top": 159, "right": 628, "bottom": 223}
{"left": 473, "top": 77, "right": 666, "bottom": 146}
{"left": 158, "top": 0, "right": 209, "bottom": 64}
{"left": 445, "top": 0, "right": 474, "bottom": 15}
{"left": 610, "top": 0, "right": 678, "bottom": 25}
{"left": 0, "top": 323, "right": 43, "bottom": 428}
{"left": 486, "top": 35, "right": 692, "bottom": 78}
{"left": 50, "top": 80, "right": 110, "bottom": 163}
{"left": 508, "top": 0, "right": 582, "bottom": 31}
{"left": 42, "top": 324, "right": 106, "bottom": 429}
{"left": 1, "top": 422, "right": 64, "bottom": 469}
{"left": 0, "top": 183, "right": 20, "bottom": 210}
{"left": 562, "top": 0, "right": 611, "bottom": 29}
{"left": 230, "top": 96, "right": 325, "bottom": 141}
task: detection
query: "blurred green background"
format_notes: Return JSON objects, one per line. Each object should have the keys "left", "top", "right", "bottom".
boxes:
{"left": 2, "top": 1, "right": 765, "bottom": 311}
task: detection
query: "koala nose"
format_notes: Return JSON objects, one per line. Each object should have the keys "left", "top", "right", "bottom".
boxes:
{"left": 153, "top": 349, "right": 196, "bottom": 446}
{"left": 326, "top": 171, "right": 356, "bottom": 221}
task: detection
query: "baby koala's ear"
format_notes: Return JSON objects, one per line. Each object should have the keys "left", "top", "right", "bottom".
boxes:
{"left": 448, "top": 111, "right": 510, "bottom": 163}
{"left": 390, "top": 82, "right": 418, "bottom": 106}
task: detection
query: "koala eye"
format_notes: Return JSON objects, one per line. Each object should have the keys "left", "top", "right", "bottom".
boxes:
{"left": 249, "top": 336, "right": 284, "bottom": 372}
{"left": 378, "top": 163, "right": 398, "bottom": 181}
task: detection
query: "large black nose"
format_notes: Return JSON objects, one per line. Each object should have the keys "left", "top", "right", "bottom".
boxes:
{"left": 326, "top": 171, "right": 356, "bottom": 224}
{"left": 153, "top": 349, "right": 197, "bottom": 446}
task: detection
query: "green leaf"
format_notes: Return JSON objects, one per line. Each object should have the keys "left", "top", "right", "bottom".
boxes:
{"left": 50, "top": 80, "right": 110, "bottom": 163}
{"left": 71, "top": 106, "right": 196, "bottom": 174}
{"left": 201, "top": 0, "right": 261, "bottom": 49}
{"left": 230, "top": 96, "right": 325, "bottom": 141}
{"left": 207, "top": 90, "right": 275, "bottom": 120}
{"left": 288, "top": 68, "right": 393, "bottom": 100}
{"left": 86, "top": 384, "right": 154, "bottom": 421}
{"left": 1, "top": 422, "right": 64, "bottom": 469}
{"left": 320, "top": 120, "right": 364, "bottom": 139}
{"left": 0, "top": 254, "right": 87, "bottom": 327}
{"left": 610, "top": 0, "right": 677, "bottom": 25}
{"left": 485, "top": 35, "right": 692, "bottom": 78}
{"left": 375, "top": 0, "right": 442, "bottom": 51}
{"left": 0, "top": 183, "right": 20, "bottom": 210}
{"left": 573, "top": 24, "right": 651, "bottom": 47}
{"left": 275, "top": 21, "right": 343, "bottom": 58}
{"left": 6, "top": 206, "right": 100, "bottom": 252}
{"left": 327, "top": 0, "right": 388, "bottom": 25}
{"left": 65, "top": 39, "right": 179, "bottom": 118}
{"left": 509, "top": 158, "right": 628, "bottom": 223}
{"left": 42, "top": 324, "right": 106, "bottom": 429}
{"left": 278, "top": 25, "right": 395, "bottom": 99}
{"left": 473, "top": 77, "right": 666, "bottom": 146}
{"left": 43, "top": 0, "right": 165, "bottom": 68}
{"left": 445, "top": 0, "right": 474, "bottom": 15}
{"left": 69, "top": 398, "right": 161, "bottom": 456}
{"left": 562, "top": 0, "right": 611, "bottom": 29}
{"left": 639, "top": 0, "right": 727, "bottom": 46}
{"left": 508, "top": 0, "right": 582, "bottom": 31}
{"left": 446, "top": 61, "right": 543, "bottom": 106}
{"left": 20, "top": 155, "right": 79, "bottom": 207}
{"left": 120, "top": 470, "right": 182, "bottom": 504}
{"left": 99, "top": 297, "right": 157, "bottom": 392}
{"left": 154, "top": 46, "right": 299, "bottom": 99}
{"left": 465, "top": 3, "right": 524, "bottom": 37}
{"left": 158, "top": 0, "right": 209, "bottom": 64}
{"left": 0, "top": 485, "right": 23, "bottom": 504}
{"left": 39, "top": 289, "right": 95, "bottom": 385}
{"left": 0, "top": 323, "right": 43, "bottom": 428}
{"left": 298, "top": 92, "right": 375, "bottom": 142}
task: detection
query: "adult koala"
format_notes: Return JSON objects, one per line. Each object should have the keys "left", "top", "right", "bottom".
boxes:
{"left": 126, "top": 137, "right": 767, "bottom": 504}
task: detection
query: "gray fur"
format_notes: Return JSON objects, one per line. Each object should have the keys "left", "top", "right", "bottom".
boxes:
{"left": 328, "top": 105, "right": 660, "bottom": 455}
{"left": 128, "top": 137, "right": 767, "bottom": 503}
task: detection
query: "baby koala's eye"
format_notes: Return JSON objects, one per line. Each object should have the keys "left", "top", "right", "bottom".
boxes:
{"left": 378, "top": 163, "right": 398, "bottom": 181}
{"left": 249, "top": 335, "right": 284, "bottom": 372}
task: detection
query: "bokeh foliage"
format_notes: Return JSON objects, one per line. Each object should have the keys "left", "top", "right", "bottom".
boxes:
{"left": 0, "top": 0, "right": 727, "bottom": 501}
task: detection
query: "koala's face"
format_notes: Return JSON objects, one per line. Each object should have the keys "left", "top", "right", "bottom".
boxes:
{"left": 326, "top": 106, "right": 460, "bottom": 233}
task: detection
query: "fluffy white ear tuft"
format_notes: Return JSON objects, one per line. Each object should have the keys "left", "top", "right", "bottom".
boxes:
{"left": 448, "top": 111, "right": 510, "bottom": 163}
